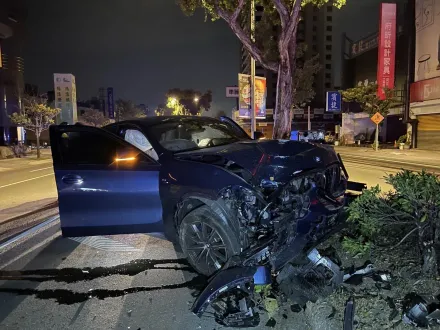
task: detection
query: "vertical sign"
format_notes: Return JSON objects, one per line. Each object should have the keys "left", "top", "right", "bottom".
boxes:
{"left": 107, "top": 87, "right": 115, "bottom": 119}
{"left": 326, "top": 91, "right": 342, "bottom": 112}
{"left": 54, "top": 73, "right": 78, "bottom": 124}
{"left": 238, "top": 73, "right": 267, "bottom": 119}
{"left": 377, "top": 3, "right": 397, "bottom": 100}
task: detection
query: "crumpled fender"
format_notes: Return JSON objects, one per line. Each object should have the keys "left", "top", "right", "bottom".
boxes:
{"left": 191, "top": 266, "right": 258, "bottom": 317}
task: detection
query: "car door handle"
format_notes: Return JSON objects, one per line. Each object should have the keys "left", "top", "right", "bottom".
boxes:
{"left": 62, "top": 174, "right": 84, "bottom": 184}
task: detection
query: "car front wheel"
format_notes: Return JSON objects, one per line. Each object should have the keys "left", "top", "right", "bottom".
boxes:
{"left": 179, "top": 205, "right": 240, "bottom": 276}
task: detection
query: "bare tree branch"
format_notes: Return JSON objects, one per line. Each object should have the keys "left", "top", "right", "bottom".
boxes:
{"left": 273, "top": 0, "right": 289, "bottom": 28}
{"left": 280, "top": 0, "right": 302, "bottom": 52}
{"left": 392, "top": 226, "right": 420, "bottom": 248}
{"left": 214, "top": 0, "right": 278, "bottom": 72}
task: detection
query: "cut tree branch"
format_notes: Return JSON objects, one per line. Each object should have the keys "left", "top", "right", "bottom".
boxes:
{"left": 214, "top": 0, "right": 278, "bottom": 72}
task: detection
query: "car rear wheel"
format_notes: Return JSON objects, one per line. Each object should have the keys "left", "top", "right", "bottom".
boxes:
{"left": 179, "top": 205, "right": 240, "bottom": 276}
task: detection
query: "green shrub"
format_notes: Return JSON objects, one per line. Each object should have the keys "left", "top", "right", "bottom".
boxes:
{"left": 345, "top": 170, "right": 440, "bottom": 275}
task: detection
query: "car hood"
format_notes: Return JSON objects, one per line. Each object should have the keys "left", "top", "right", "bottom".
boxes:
{"left": 175, "top": 139, "right": 340, "bottom": 185}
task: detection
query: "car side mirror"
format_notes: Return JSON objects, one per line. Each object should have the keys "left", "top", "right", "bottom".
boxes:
{"left": 254, "top": 131, "right": 265, "bottom": 140}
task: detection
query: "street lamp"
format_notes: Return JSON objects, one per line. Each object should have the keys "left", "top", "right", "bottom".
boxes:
{"left": 194, "top": 97, "right": 199, "bottom": 102}
{"left": 169, "top": 97, "right": 177, "bottom": 106}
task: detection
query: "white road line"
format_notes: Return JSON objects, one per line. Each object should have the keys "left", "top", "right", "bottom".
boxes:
{"left": 0, "top": 215, "right": 60, "bottom": 250}
{"left": 0, "top": 173, "right": 53, "bottom": 189}
{"left": 30, "top": 166, "right": 53, "bottom": 173}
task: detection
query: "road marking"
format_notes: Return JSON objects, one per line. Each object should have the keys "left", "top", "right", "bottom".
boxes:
{"left": 0, "top": 173, "right": 53, "bottom": 189}
{"left": 30, "top": 166, "right": 53, "bottom": 173}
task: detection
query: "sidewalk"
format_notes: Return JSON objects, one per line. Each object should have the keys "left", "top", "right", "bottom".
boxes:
{"left": 0, "top": 149, "right": 52, "bottom": 172}
{"left": 335, "top": 146, "right": 440, "bottom": 172}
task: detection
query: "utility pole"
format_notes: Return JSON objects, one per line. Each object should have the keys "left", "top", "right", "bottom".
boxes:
{"left": 250, "top": 0, "right": 256, "bottom": 139}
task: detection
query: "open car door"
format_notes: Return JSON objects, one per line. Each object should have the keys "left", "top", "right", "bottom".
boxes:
{"left": 50, "top": 124, "right": 163, "bottom": 237}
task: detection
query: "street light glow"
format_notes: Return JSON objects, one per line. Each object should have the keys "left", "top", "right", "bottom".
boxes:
{"left": 194, "top": 97, "right": 199, "bottom": 102}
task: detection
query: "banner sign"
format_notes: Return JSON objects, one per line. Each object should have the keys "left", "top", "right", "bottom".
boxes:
{"left": 349, "top": 32, "right": 379, "bottom": 58}
{"left": 54, "top": 73, "right": 78, "bottom": 124}
{"left": 326, "top": 91, "right": 342, "bottom": 112}
{"left": 226, "top": 86, "right": 239, "bottom": 98}
{"left": 410, "top": 76, "right": 440, "bottom": 102}
{"left": 377, "top": 3, "right": 397, "bottom": 100}
{"left": 238, "top": 73, "right": 267, "bottom": 119}
{"left": 107, "top": 87, "right": 115, "bottom": 119}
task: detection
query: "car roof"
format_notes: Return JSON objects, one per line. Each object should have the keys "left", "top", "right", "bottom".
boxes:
{"left": 117, "top": 115, "right": 221, "bottom": 128}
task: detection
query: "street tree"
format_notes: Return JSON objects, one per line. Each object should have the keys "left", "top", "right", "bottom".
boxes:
{"left": 79, "top": 108, "right": 109, "bottom": 127}
{"left": 178, "top": 0, "right": 345, "bottom": 138}
{"left": 9, "top": 95, "right": 60, "bottom": 159}
{"left": 115, "top": 99, "right": 145, "bottom": 121}
{"left": 293, "top": 44, "right": 321, "bottom": 107}
{"left": 166, "top": 96, "right": 202, "bottom": 116}
{"left": 166, "top": 89, "right": 212, "bottom": 115}
{"left": 340, "top": 83, "right": 401, "bottom": 117}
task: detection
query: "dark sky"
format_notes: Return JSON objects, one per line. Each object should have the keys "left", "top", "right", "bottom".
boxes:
{"left": 23, "top": 0, "right": 239, "bottom": 114}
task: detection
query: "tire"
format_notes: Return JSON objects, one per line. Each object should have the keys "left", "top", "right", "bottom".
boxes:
{"left": 179, "top": 205, "right": 241, "bottom": 276}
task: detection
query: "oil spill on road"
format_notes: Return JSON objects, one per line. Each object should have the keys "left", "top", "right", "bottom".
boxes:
{"left": 0, "top": 258, "right": 208, "bottom": 304}
{"left": 0, "top": 274, "right": 208, "bottom": 305}
{"left": 0, "top": 258, "right": 196, "bottom": 283}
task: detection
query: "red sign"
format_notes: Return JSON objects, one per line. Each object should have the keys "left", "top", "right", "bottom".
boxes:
{"left": 377, "top": 3, "right": 396, "bottom": 100}
{"left": 410, "top": 77, "right": 440, "bottom": 103}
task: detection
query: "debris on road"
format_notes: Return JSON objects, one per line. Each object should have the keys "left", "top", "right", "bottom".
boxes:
{"left": 343, "top": 297, "right": 355, "bottom": 330}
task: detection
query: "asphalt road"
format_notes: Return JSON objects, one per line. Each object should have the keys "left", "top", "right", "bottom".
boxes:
{"left": 0, "top": 157, "right": 57, "bottom": 222}
{"left": 0, "top": 161, "right": 399, "bottom": 330}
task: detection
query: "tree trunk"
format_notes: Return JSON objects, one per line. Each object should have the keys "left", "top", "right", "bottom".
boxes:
{"left": 419, "top": 225, "right": 438, "bottom": 276}
{"left": 273, "top": 61, "right": 294, "bottom": 139}
{"left": 36, "top": 132, "right": 41, "bottom": 159}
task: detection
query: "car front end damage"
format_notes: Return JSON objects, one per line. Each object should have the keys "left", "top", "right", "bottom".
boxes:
{"left": 180, "top": 141, "right": 364, "bottom": 326}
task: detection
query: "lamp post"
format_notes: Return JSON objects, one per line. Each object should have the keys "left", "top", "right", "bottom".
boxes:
{"left": 250, "top": 0, "right": 256, "bottom": 139}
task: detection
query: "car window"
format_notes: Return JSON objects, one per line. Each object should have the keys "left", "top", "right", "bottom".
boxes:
{"left": 59, "top": 130, "right": 120, "bottom": 165}
{"left": 149, "top": 118, "right": 245, "bottom": 152}
{"left": 124, "top": 129, "right": 159, "bottom": 161}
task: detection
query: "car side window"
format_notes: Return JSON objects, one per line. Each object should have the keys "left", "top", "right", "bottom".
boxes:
{"left": 59, "top": 130, "right": 121, "bottom": 165}
{"left": 118, "top": 126, "right": 159, "bottom": 161}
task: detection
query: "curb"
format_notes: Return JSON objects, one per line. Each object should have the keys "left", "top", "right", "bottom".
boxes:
{"left": 1, "top": 201, "right": 59, "bottom": 226}
{"left": 340, "top": 154, "right": 440, "bottom": 173}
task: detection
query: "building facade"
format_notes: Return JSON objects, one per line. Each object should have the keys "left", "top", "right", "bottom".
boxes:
{"left": 0, "top": 0, "right": 26, "bottom": 145}
{"left": 410, "top": 0, "right": 440, "bottom": 150}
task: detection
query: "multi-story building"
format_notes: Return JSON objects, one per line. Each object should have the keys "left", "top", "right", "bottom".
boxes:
{"left": 0, "top": 0, "right": 26, "bottom": 145}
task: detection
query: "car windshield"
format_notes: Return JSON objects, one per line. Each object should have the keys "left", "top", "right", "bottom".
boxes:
{"left": 148, "top": 118, "right": 246, "bottom": 152}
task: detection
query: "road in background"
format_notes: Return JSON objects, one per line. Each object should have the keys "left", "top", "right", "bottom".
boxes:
{"left": 0, "top": 157, "right": 57, "bottom": 223}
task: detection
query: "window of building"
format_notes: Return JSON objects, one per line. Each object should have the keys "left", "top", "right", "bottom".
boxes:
{"left": 326, "top": 54, "right": 332, "bottom": 60}
{"left": 327, "top": 16, "right": 332, "bottom": 22}
{"left": 313, "top": 35, "right": 317, "bottom": 41}
{"left": 327, "top": 6, "right": 333, "bottom": 12}
{"left": 326, "top": 35, "right": 332, "bottom": 41}
{"left": 326, "top": 45, "right": 332, "bottom": 51}
{"left": 325, "top": 82, "right": 332, "bottom": 88}
{"left": 313, "top": 45, "right": 318, "bottom": 51}
{"left": 313, "top": 15, "right": 317, "bottom": 21}
{"left": 326, "top": 64, "right": 332, "bottom": 70}
{"left": 325, "top": 73, "right": 331, "bottom": 79}
{"left": 313, "top": 25, "right": 317, "bottom": 32}
{"left": 326, "top": 25, "right": 332, "bottom": 32}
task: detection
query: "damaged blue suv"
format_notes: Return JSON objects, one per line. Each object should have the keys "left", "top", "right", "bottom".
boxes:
{"left": 50, "top": 116, "right": 349, "bottom": 277}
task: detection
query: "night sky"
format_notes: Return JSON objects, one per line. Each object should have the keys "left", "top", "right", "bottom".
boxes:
{"left": 23, "top": 0, "right": 240, "bottom": 115}
{"left": 23, "top": 0, "right": 398, "bottom": 115}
